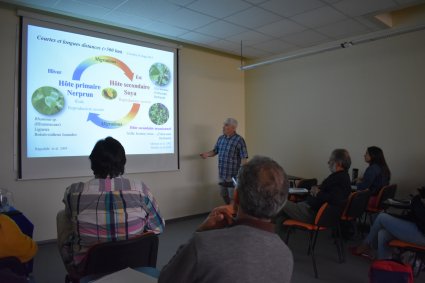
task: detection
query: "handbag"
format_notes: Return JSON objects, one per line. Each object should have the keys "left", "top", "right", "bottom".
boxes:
{"left": 369, "top": 259, "right": 413, "bottom": 283}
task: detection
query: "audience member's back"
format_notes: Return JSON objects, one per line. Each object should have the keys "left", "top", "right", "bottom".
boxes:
{"left": 159, "top": 156, "right": 293, "bottom": 283}
{"left": 57, "top": 137, "right": 164, "bottom": 276}
{"left": 189, "top": 224, "right": 292, "bottom": 282}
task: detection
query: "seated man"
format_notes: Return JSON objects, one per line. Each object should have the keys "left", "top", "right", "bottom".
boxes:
{"left": 57, "top": 137, "right": 164, "bottom": 275}
{"left": 159, "top": 156, "right": 293, "bottom": 283}
{"left": 276, "top": 148, "right": 352, "bottom": 235}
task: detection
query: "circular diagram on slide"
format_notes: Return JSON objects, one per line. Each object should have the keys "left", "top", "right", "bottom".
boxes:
{"left": 149, "top": 63, "right": 171, "bottom": 86}
{"left": 149, "top": 103, "right": 169, "bottom": 125}
{"left": 31, "top": 86, "right": 65, "bottom": 115}
{"left": 102, "top": 87, "right": 117, "bottom": 100}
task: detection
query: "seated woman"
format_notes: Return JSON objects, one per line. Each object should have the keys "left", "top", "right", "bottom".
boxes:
{"left": 0, "top": 215, "right": 37, "bottom": 264}
{"left": 57, "top": 137, "right": 165, "bottom": 276}
{"left": 352, "top": 196, "right": 425, "bottom": 259}
{"left": 355, "top": 146, "right": 390, "bottom": 206}
{"left": 0, "top": 193, "right": 38, "bottom": 283}
{"left": 0, "top": 189, "right": 37, "bottom": 264}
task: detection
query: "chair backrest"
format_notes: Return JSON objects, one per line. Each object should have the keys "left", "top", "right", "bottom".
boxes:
{"left": 342, "top": 190, "right": 371, "bottom": 219}
{"left": 0, "top": 257, "right": 27, "bottom": 277}
{"left": 376, "top": 184, "right": 397, "bottom": 209}
{"left": 314, "top": 203, "right": 341, "bottom": 228}
{"left": 297, "top": 178, "right": 318, "bottom": 191}
{"left": 82, "top": 232, "right": 159, "bottom": 277}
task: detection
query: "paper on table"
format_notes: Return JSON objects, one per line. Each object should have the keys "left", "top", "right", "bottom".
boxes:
{"left": 289, "top": 188, "right": 308, "bottom": 194}
{"left": 387, "top": 198, "right": 411, "bottom": 205}
{"left": 92, "top": 267, "right": 157, "bottom": 283}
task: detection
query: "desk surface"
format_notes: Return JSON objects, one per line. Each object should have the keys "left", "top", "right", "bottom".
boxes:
{"left": 383, "top": 198, "right": 411, "bottom": 209}
{"left": 287, "top": 175, "right": 303, "bottom": 180}
{"left": 92, "top": 267, "right": 157, "bottom": 283}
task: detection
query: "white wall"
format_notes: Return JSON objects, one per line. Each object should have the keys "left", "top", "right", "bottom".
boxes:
{"left": 245, "top": 28, "right": 425, "bottom": 196}
{"left": 0, "top": 5, "right": 245, "bottom": 241}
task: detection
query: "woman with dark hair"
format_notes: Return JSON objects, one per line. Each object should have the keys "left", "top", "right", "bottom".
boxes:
{"left": 356, "top": 146, "right": 391, "bottom": 195}
{"left": 57, "top": 137, "right": 164, "bottom": 276}
{"left": 355, "top": 146, "right": 391, "bottom": 208}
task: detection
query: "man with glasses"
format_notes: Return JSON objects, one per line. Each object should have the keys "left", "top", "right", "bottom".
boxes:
{"left": 275, "top": 149, "right": 352, "bottom": 236}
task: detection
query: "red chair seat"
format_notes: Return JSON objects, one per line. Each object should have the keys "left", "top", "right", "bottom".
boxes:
{"left": 389, "top": 239, "right": 425, "bottom": 251}
{"left": 283, "top": 219, "right": 327, "bottom": 231}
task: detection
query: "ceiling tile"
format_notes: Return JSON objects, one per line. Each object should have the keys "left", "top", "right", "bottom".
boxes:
{"left": 104, "top": 11, "right": 154, "bottom": 29}
{"left": 282, "top": 29, "right": 329, "bottom": 46}
{"left": 355, "top": 16, "right": 384, "bottom": 31}
{"left": 260, "top": 0, "right": 325, "bottom": 17}
{"left": 321, "top": 0, "right": 342, "bottom": 3}
{"left": 12, "top": 0, "right": 58, "bottom": 8}
{"left": 159, "top": 8, "right": 216, "bottom": 30}
{"left": 393, "top": 0, "right": 425, "bottom": 6}
{"left": 196, "top": 20, "right": 247, "bottom": 38}
{"left": 224, "top": 7, "right": 282, "bottom": 28}
{"left": 208, "top": 39, "right": 240, "bottom": 50}
{"left": 253, "top": 39, "right": 296, "bottom": 53}
{"left": 178, "top": 31, "right": 219, "bottom": 44}
{"left": 187, "top": 0, "right": 251, "bottom": 18}
{"left": 71, "top": 0, "right": 124, "bottom": 10}
{"left": 239, "top": 46, "right": 273, "bottom": 58}
{"left": 291, "top": 6, "right": 347, "bottom": 28}
{"left": 167, "top": 0, "right": 197, "bottom": 6}
{"left": 332, "top": 0, "right": 397, "bottom": 17}
{"left": 257, "top": 18, "right": 307, "bottom": 37}
{"left": 317, "top": 18, "right": 370, "bottom": 38}
{"left": 116, "top": 0, "right": 181, "bottom": 20}
{"left": 52, "top": 0, "right": 110, "bottom": 18}
{"left": 227, "top": 30, "right": 272, "bottom": 44}
{"left": 143, "top": 21, "right": 189, "bottom": 37}
{"left": 242, "top": 0, "right": 269, "bottom": 4}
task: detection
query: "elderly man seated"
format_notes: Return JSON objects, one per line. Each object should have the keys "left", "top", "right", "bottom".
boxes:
{"left": 159, "top": 156, "right": 293, "bottom": 283}
{"left": 275, "top": 148, "right": 352, "bottom": 237}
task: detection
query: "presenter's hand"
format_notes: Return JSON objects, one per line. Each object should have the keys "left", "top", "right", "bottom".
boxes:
{"left": 310, "top": 186, "right": 320, "bottom": 197}
{"left": 197, "top": 205, "right": 235, "bottom": 232}
{"left": 200, "top": 152, "right": 209, "bottom": 159}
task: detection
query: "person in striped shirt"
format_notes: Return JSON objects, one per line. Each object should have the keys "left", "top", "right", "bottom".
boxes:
{"left": 57, "top": 137, "right": 164, "bottom": 275}
{"left": 200, "top": 118, "right": 248, "bottom": 204}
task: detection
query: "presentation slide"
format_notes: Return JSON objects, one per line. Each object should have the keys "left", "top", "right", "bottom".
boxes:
{"left": 19, "top": 17, "right": 178, "bottom": 179}
{"left": 26, "top": 23, "right": 175, "bottom": 157}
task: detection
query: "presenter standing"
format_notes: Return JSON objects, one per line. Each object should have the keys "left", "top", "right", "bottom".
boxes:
{"left": 200, "top": 118, "right": 248, "bottom": 204}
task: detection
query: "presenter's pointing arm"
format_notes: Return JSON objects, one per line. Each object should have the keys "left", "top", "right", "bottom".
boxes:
{"left": 200, "top": 150, "right": 216, "bottom": 159}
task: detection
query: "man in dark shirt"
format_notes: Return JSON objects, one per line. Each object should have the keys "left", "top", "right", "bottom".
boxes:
{"left": 275, "top": 149, "right": 352, "bottom": 234}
